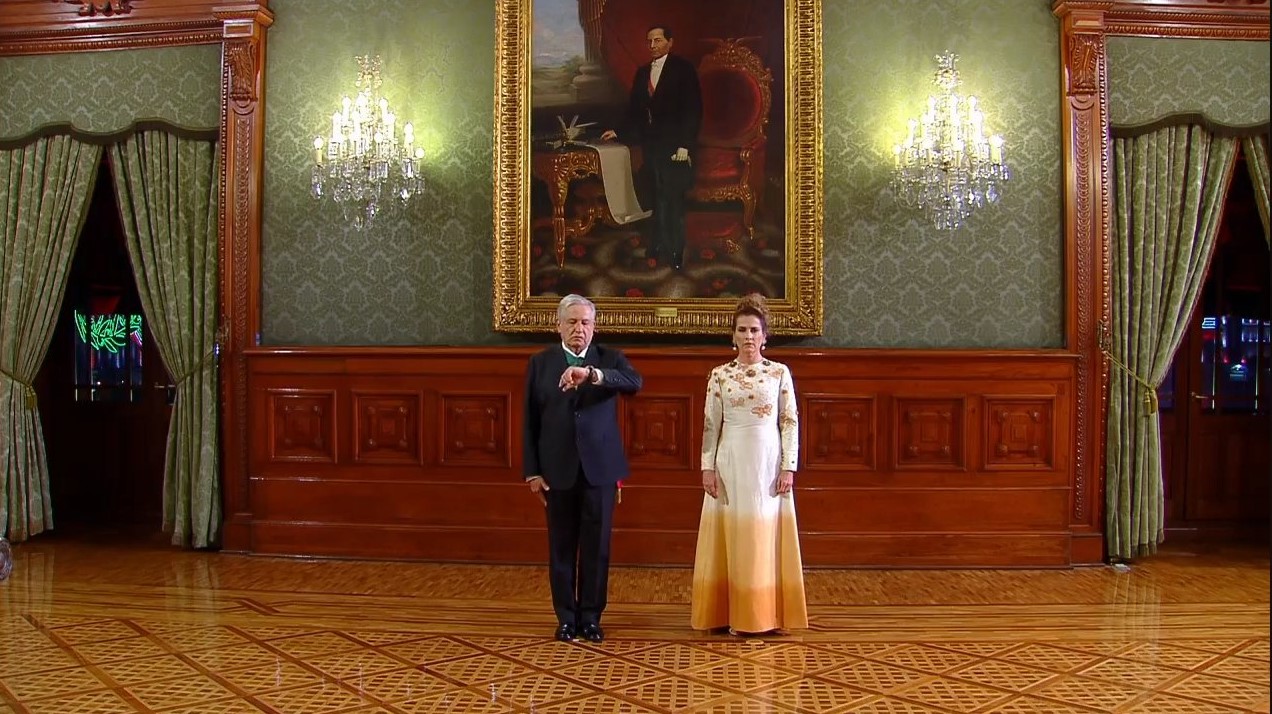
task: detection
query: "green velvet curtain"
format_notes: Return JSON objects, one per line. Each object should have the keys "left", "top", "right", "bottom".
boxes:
{"left": 1106, "top": 124, "right": 1238, "bottom": 560}
{"left": 1242, "top": 135, "right": 1270, "bottom": 243}
{"left": 0, "top": 136, "right": 101, "bottom": 542}
{"left": 109, "top": 131, "right": 220, "bottom": 548}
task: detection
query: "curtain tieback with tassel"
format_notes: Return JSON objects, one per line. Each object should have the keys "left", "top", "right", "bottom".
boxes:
{"left": 0, "top": 366, "right": 37, "bottom": 410}
{"left": 1099, "top": 324, "right": 1160, "bottom": 414}
{"left": 170, "top": 348, "right": 218, "bottom": 388}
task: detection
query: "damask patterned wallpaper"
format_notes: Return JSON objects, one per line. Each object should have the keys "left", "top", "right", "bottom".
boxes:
{"left": 0, "top": 45, "right": 221, "bottom": 140}
{"left": 262, "top": 0, "right": 496, "bottom": 345}
{"left": 1108, "top": 37, "right": 1270, "bottom": 128}
{"left": 261, "top": 0, "right": 1064, "bottom": 347}
{"left": 819, "top": 0, "right": 1061, "bottom": 347}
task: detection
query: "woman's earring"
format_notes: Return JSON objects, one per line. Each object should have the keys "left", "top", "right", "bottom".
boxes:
{"left": 732, "top": 343, "right": 738, "bottom": 351}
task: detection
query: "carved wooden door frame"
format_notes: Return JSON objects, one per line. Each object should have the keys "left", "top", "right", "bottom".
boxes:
{"left": 1051, "top": 0, "right": 1268, "bottom": 560}
{"left": 0, "top": 0, "right": 272, "bottom": 550}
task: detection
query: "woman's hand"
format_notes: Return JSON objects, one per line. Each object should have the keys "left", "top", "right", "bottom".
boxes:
{"left": 702, "top": 469, "right": 720, "bottom": 499}
{"left": 776, "top": 470, "right": 794, "bottom": 495}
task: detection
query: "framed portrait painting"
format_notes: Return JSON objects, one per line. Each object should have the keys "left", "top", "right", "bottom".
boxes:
{"left": 493, "top": 0, "right": 822, "bottom": 334}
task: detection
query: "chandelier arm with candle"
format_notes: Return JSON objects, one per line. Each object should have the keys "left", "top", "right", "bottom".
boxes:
{"left": 311, "top": 55, "right": 425, "bottom": 230}
{"left": 891, "top": 52, "right": 1010, "bottom": 231}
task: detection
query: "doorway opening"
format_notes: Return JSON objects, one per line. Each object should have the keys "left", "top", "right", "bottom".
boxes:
{"left": 1160, "top": 147, "right": 1271, "bottom": 545}
{"left": 33, "top": 157, "right": 174, "bottom": 539}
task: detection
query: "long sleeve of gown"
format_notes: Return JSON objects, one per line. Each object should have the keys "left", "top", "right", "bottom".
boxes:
{"left": 778, "top": 365, "right": 799, "bottom": 471}
{"left": 701, "top": 368, "right": 724, "bottom": 470}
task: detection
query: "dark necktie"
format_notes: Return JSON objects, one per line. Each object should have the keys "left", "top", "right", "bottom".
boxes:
{"left": 565, "top": 353, "right": 585, "bottom": 367}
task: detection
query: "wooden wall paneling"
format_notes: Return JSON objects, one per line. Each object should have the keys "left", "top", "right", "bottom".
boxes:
{"left": 894, "top": 396, "right": 968, "bottom": 471}
{"left": 626, "top": 394, "right": 695, "bottom": 469}
{"left": 438, "top": 392, "right": 512, "bottom": 468}
{"left": 802, "top": 394, "right": 877, "bottom": 472}
{"left": 983, "top": 396, "right": 1057, "bottom": 471}
{"left": 243, "top": 348, "right": 1080, "bottom": 567}
{"left": 800, "top": 534, "right": 1073, "bottom": 568}
{"left": 352, "top": 391, "right": 423, "bottom": 466}
{"left": 266, "top": 389, "right": 337, "bottom": 463}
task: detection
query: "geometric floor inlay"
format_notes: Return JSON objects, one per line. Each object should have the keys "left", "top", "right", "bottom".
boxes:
{"left": 0, "top": 538, "right": 1267, "bottom": 713}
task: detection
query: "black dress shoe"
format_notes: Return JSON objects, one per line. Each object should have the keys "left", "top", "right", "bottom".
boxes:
{"left": 671, "top": 252, "right": 684, "bottom": 270}
{"left": 578, "top": 623, "right": 605, "bottom": 643}
{"left": 554, "top": 623, "right": 576, "bottom": 642}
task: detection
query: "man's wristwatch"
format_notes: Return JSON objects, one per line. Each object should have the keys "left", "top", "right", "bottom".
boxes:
{"left": 585, "top": 365, "right": 596, "bottom": 384}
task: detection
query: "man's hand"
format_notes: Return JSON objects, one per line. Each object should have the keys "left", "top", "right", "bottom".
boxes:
{"left": 527, "top": 476, "right": 549, "bottom": 506}
{"left": 672, "top": 147, "right": 690, "bottom": 162}
{"left": 702, "top": 469, "right": 720, "bottom": 499}
{"left": 559, "top": 366, "right": 590, "bottom": 391}
{"left": 600, "top": 129, "right": 617, "bottom": 141}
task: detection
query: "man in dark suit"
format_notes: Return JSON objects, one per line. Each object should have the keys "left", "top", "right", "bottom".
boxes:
{"left": 524, "top": 294, "right": 642, "bottom": 643}
{"left": 601, "top": 24, "right": 702, "bottom": 270}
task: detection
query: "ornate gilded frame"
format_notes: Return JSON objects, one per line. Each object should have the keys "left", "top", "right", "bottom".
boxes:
{"left": 492, "top": 0, "right": 823, "bottom": 334}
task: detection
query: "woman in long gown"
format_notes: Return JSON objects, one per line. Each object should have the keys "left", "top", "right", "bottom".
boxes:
{"left": 691, "top": 294, "right": 808, "bottom": 634}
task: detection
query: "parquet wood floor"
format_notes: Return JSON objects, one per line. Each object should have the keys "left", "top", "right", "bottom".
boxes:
{"left": 0, "top": 536, "right": 1266, "bottom": 713}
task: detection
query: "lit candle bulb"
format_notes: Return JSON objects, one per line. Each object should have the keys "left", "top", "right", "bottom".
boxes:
{"left": 989, "top": 135, "right": 1003, "bottom": 164}
{"left": 313, "top": 136, "right": 324, "bottom": 164}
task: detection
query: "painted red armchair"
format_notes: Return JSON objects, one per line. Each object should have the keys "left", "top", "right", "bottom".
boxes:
{"left": 689, "top": 38, "right": 773, "bottom": 242}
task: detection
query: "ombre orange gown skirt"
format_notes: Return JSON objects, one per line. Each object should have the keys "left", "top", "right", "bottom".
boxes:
{"left": 690, "top": 421, "right": 808, "bottom": 633}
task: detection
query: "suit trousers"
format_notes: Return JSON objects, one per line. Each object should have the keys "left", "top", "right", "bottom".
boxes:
{"left": 545, "top": 472, "right": 617, "bottom": 627}
{"left": 648, "top": 152, "right": 693, "bottom": 259}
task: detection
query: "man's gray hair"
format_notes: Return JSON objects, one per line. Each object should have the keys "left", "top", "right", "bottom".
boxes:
{"left": 557, "top": 294, "right": 597, "bottom": 322}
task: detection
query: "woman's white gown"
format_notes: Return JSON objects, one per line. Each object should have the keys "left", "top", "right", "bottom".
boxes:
{"left": 691, "top": 359, "right": 808, "bottom": 632}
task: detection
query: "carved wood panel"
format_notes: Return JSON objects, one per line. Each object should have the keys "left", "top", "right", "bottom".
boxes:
{"left": 895, "top": 397, "right": 966, "bottom": 470}
{"left": 62, "top": 1, "right": 133, "bottom": 18}
{"left": 803, "top": 395, "right": 876, "bottom": 471}
{"left": 984, "top": 397, "right": 1055, "bottom": 470}
{"left": 626, "top": 395, "right": 692, "bottom": 468}
{"left": 352, "top": 392, "right": 422, "bottom": 465}
{"left": 244, "top": 348, "right": 1081, "bottom": 565}
{"left": 267, "top": 389, "right": 336, "bottom": 463}
{"left": 439, "top": 393, "right": 510, "bottom": 467}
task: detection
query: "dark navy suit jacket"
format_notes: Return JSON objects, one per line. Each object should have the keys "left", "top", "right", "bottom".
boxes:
{"left": 624, "top": 53, "right": 702, "bottom": 155}
{"left": 523, "top": 344, "right": 642, "bottom": 489}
